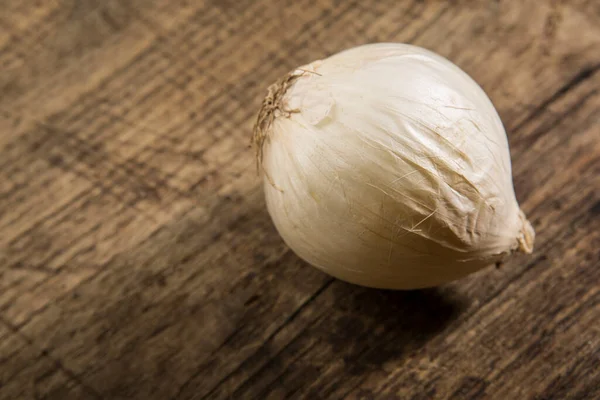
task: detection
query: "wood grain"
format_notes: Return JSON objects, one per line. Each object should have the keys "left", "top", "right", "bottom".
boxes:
{"left": 1, "top": 0, "right": 599, "bottom": 399}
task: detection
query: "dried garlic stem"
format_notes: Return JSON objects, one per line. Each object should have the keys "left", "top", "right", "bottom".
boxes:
{"left": 517, "top": 209, "right": 535, "bottom": 254}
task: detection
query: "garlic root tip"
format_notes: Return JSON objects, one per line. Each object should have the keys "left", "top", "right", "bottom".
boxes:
{"left": 252, "top": 72, "right": 300, "bottom": 166}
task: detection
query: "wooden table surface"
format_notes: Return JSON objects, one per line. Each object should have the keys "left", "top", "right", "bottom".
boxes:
{"left": 1, "top": 1, "right": 599, "bottom": 399}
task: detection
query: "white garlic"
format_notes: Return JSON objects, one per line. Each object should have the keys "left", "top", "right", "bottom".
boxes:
{"left": 253, "top": 43, "right": 534, "bottom": 289}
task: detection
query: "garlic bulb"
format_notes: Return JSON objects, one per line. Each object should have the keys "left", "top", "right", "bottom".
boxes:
{"left": 253, "top": 43, "right": 534, "bottom": 290}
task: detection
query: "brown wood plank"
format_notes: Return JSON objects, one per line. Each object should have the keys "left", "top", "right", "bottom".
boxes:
{"left": 1, "top": 0, "right": 599, "bottom": 399}
{"left": 0, "top": 317, "right": 100, "bottom": 400}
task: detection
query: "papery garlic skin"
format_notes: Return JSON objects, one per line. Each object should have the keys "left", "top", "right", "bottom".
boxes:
{"left": 256, "top": 43, "right": 534, "bottom": 289}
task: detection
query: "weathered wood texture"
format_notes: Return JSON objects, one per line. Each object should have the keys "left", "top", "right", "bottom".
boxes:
{"left": 1, "top": 0, "right": 599, "bottom": 399}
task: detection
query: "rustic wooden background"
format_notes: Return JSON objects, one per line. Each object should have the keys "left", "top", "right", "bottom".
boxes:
{"left": 1, "top": 0, "right": 599, "bottom": 399}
